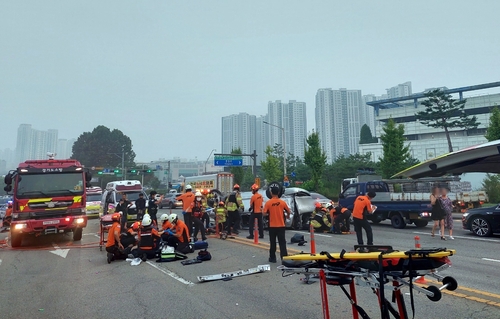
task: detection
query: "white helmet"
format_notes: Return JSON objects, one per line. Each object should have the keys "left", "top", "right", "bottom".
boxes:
{"left": 168, "top": 213, "right": 178, "bottom": 223}
{"left": 185, "top": 184, "right": 192, "bottom": 190}
{"left": 142, "top": 214, "right": 152, "bottom": 227}
{"left": 160, "top": 213, "right": 169, "bottom": 222}
{"left": 195, "top": 191, "right": 202, "bottom": 197}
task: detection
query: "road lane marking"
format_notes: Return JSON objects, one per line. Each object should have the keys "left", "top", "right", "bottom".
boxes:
{"left": 146, "top": 261, "right": 194, "bottom": 286}
{"left": 0, "top": 259, "right": 2, "bottom": 266}
{"left": 413, "top": 231, "right": 500, "bottom": 243}
{"left": 482, "top": 258, "right": 500, "bottom": 263}
{"left": 50, "top": 243, "right": 69, "bottom": 258}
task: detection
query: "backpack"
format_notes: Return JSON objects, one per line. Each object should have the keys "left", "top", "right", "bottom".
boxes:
{"left": 177, "top": 242, "right": 194, "bottom": 254}
{"left": 197, "top": 249, "right": 212, "bottom": 261}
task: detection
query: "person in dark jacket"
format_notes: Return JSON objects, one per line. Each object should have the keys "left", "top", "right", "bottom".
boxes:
{"left": 135, "top": 193, "right": 147, "bottom": 221}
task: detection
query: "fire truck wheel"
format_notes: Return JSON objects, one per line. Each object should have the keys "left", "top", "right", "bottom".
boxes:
{"left": 73, "top": 228, "right": 83, "bottom": 241}
{"left": 10, "top": 232, "right": 23, "bottom": 248}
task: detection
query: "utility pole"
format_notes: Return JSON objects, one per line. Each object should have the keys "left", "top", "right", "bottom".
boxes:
{"left": 121, "top": 145, "right": 125, "bottom": 181}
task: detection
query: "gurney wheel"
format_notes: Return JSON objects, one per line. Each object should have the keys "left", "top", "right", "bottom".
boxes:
{"left": 442, "top": 276, "right": 458, "bottom": 291}
{"left": 425, "top": 286, "right": 442, "bottom": 302}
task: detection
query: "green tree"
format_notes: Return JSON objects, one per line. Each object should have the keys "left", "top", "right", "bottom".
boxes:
{"left": 304, "top": 132, "right": 327, "bottom": 191}
{"left": 482, "top": 174, "right": 500, "bottom": 203}
{"left": 229, "top": 148, "right": 244, "bottom": 185}
{"left": 241, "top": 167, "right": 255, "bottom": 191}
{"left": 379, "top": 118, "right": 411, "bottom": 178}
{"left": 485, "top": 106, "right": 500, "bottom": 142}
{"left": 416, "top": 89, "right": 480, "bottom": 152}
{"left": 359, "top": 124, "right": 377, "bottom": 144}
{"left": 271, "top": 144, "right": 296, "bottom": 176}
{"left": 72, "top": 125, "right": 136, "bottom": 168}
{"left": 260, "top": 146, "right": 282, "bottom": 182}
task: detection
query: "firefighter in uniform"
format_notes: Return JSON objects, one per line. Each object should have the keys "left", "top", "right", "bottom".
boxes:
{"left": 225, "top": 184, "right": 244, "bottom": 235}
{"left": 2, "top": 201, "right": 13, "bottom": 228}
{"left": 165, "top": 213, "right": 191, "bottom": 253}
{"left": 106, "top": 213, "right": 126, "bottom": 263}
{"left": 329, "top": 203, "right": 352, "bottom": 234}
{"left": 247, "top": 184, "right": 264, "bottom": 239}
{"left": 190, "top": 191, "right": 208, "bottom": 242}
{"left": 215, "top": 201, "right": 227, "bottom": 235}
{"left": 310, "top": 202, "right": 332, "bottom": 232}
{"left": 138, "top": 214, "right": 162, "bottom": 261}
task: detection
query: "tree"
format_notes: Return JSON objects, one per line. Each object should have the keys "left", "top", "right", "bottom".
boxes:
{"left": 304, "top": 132, "right": 327, "bottom": 191}
{"left": 72, "top": 125, "right": 136, "bottom": 168}
{"left": 416, "top": 89, "right": 480, "bottom": 152}
{"left": 482, "top": 174, "right": 500, "bottom": 203}
{"left": 241, "top": 167, "right": 255, "bottom": 191}
{"left": 260, "top": 146, "right": 282, "bottom": 182}
{"left": 359, "top": 124, "right": 377, "bottom": 144}
{"left": 485, "top": 106, "right": 500, "bottom": 142}
{"left": 272, "top": 143, "right": 296, "bottom": 176}
{"left": 229, "top": 148, "right": 244, "bottom": 185}
{"left": 379, "top": 118, "right": 411, "bottom": 179}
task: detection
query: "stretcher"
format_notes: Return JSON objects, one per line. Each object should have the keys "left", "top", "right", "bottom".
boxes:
{"left": 99, "top": 214, "right": 114, "bottom": 251}
{"left": 279, "top": 245, "right": 457, "bottom": 319}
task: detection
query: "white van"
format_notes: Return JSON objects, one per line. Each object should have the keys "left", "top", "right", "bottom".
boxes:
{"left": 99, "top": 180, "right": 148, "bottom": 223}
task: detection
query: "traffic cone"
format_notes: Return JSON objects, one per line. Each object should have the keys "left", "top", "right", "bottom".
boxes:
{"left": 415, "top": 276, "right": 427, "bottom": 284}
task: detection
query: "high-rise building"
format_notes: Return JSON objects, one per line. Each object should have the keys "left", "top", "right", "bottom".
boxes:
{"left": 267, "top": 100, "right": 307, "bottom": 160}
{"left": 255, "top": 115, "right": 268, "bottom": 164}
{"left": 15, "top": 124, "right": 61, "bottom": 162}
{"left": 57, "top": 138, "right": 76, "bottom": 159}
{"left": 386, "top": 81, "right": 412, "bottom": 99}
{"left": 315, "top": 88, "right": 364, "bottom": 162}
{"left": 221, "top": 113, "right": 256, "bottom": 165}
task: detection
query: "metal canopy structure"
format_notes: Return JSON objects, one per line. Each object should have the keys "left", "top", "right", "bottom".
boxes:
{"left": 366, "top": 81, "right": 500, "bottom": 115}
{"left": 392, "top": 140, "right": 500, "bottom": 178}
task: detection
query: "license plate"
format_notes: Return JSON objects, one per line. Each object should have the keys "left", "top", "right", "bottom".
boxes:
{"left": 43, "top": 220, "right": 60, "bottom": 225}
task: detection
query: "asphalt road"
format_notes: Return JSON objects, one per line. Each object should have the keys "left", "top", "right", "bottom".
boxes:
{"left": 1, "top": 209, "right": 499, "bottom": 319}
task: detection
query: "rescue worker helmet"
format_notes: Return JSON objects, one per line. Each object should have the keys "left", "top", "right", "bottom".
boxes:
{"left": 185, "top": 184, "right": 192, "bottom": 190}
{"left": 195, "top": 191, "right": 202, "bottom": 197}
{"left": 315, "top": 202, "right": 322, "bottom": 208}
{"left": 168, "top": 213, "right": 178, "bottom": 223}
{"left": 233, "top": 184, "right": 240, "bottom": 190}
{"left": 251, "top": 184, "right": 259, "bottom": 190}
{"left": 160, "top": 213, "right": 169, "bottom": 222}
{"left": 131, "top": 221, "right": 140, "bottom": 231}
{"left": 218, "top": 201, "right": 225, "bottom": 206}
{"left": 111, "top": 212, "right": 121, "bottom": 221}
{"left": 142, "top": 215, "right": 152, "bottom": 227}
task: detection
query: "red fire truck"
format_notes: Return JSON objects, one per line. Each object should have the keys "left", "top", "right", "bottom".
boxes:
{"left": 3, "top": 155, "right": 92, "bottom": 247}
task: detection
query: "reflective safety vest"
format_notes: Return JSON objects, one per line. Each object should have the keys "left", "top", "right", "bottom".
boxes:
{"left": 311, "top": 210, "right": 331, "bottom": 229}
{"left": 215, "top": 207, "right": 227, "bottom": 224}
{"left": 139, "top": 227, "right": 155, "bottom": 250}
{"left": 225, "top": 191, "right": 243, "bottom": 212}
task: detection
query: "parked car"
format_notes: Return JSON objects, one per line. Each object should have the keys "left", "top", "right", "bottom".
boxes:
{"left": 160, "top": 193, "right": 182, "bottom": 209}
{"left": 462, "top": 204, "right": 500, "bottom": 237}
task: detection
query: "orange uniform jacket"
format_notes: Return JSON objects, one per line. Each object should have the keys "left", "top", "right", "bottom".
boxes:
{"left": 250, "top": 193, "right": 264, "bottom": 213}
{"left": 174, "top": 220, "right": 190, "bottom": 243}
{"left": 106, "top": 222, "right": 121, "bottom": 248}
{"left": 162, "top": 220, "right": 173, "bottom": 230}
{"left": 352, "top": 195, "right": 373, "bottom": 220}
{"left": 5, "top": 207, "right": 12, "bottom": 217}
{"left": 177, "top": 192, "right": 196, "bottom": 212}
{"left": 264, "top": 197, "right": 290, "bottom": 228}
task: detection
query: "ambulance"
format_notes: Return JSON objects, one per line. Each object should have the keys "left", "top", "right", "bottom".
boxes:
{"left": 86, "top": 186, "right": 102, "bottom": 218}
{"left": 99, "top": 180, "right": 148, "bottom": 224}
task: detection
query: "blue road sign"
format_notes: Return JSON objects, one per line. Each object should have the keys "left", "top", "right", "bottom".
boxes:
{"left": 214, "top": 156, "right": 243, "bottom": 166}
{"left": 283, "top": 181, "right": 290, "bottom": 187}
{"left": 291, "top": 172, "right": 296, "bottom": 178}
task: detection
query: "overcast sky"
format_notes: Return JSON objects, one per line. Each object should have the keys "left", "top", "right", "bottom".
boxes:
{"left": 1, "top": 1, "right": 499, "bottom": 163}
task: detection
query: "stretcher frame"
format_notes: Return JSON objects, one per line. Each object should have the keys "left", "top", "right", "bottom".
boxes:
{"left": 99, "top": 214, "right": 114, "bottom": 251}
{"left": 279, "top": 246, "right": 458, "bottom": 319}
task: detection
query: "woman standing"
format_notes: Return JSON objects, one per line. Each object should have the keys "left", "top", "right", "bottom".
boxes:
{"left": 430, "top": 186, "right": 446, "bottom": 240}
{"left": 441, "top": 188, "right": 454, "bottom": 239}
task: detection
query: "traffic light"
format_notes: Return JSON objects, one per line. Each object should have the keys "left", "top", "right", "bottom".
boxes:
{"left": 130, "top": 169, "right": 136, "bottom": 173}
{"left": 97, "top": 171, "right": 103, "bottom": 175}
{"left": 114, "top": 169, "right": 120, "bottom": 173}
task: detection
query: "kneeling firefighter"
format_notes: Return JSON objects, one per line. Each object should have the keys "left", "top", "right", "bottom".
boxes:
{"left": 165, "top": 213, "right": 192, "bottom": 254}
{"left": 138, "top": 214, "right": 162, "bottom": 261}
{"left": 310, "top": 202, "right": 331, "bottom": 232}
{"left": 329, "top": 203, "right": 351, "bottom": 234}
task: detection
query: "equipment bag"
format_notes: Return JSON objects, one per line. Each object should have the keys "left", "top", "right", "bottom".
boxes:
{"left": 177, "top": 242, "right": 194, "bottom": 254}
{"left": 193, "top": 241, "right": 209, "bottom": 250}
{"left": 197, "top": 249, "right": 212, "bottom": 261}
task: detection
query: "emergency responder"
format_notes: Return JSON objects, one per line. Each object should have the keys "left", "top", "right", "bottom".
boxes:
{"left": 106, "top": 213, "right": 126, "bottom": 263}
{"left": 247, "top": 184, "right": 264, "bottom": 239}
{"left": 200, "top": 189, "right": 211, "bottom": 229}
{"left": 116, "top": 195, "right": 132, "bottom": 230}
{"left": 135, "top": 193, "right": 147, "bottom": 221}
{"left": 215, "top": 201, "right": 227, "bottom": 234}
{"left": 310, "top": 202, "right": 331, "bottom": 232}
{"left": 263, "top": 186, "right": 290, "bottom": 263}
{"left": 225, "top": 184, "right": 244, "bottom": 235}
{"left": 330, "top": 203, "right": 351, "bottom": 234}
{"left": 190, "top": 191, "right": 208, "bottom": 242}
{"left": 2, "top": 201, "right": 13, "bottom": 228}
{"left": 165, "top": 213, "right": 191, "bottom": 253}
{"left": 138, "top": 214, "right": 162, "bottom": 261}
{"left": 121, "top": 221, "right": 141, "bottom": 258}
{"left": 176, "top": 184, "right": 195, "bottom": 237}
{"left": 352, "top": 191, "right": 377, "bottom": 248}
{"left": 148, "top": 191, "right": 162, "bottom": 226}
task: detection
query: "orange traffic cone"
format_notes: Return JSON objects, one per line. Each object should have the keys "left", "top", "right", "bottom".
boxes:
{"left": 415, "top": 276, "right": 427, "bottom": 284}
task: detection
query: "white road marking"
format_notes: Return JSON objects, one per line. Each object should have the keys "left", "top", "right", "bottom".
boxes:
{"left": 482, "top": 258, "right": 500, "bottom": 263}
{"left": 50, "top": 243, "right": 69, "bottom": 258}
{"left": 413, "top": 231, "right": 500, "bottom": 243}
{"left": 294, "top": 231, "right": 332, "bottom": 238}
{"left": 0, "top": 259, "right": 2, "bottom": 266}
{"left": 146, "top": 261, "right": 194, "bottom": 286}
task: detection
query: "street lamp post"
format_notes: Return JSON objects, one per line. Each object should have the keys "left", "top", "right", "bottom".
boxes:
{"left": 263, "top": 121, "right": 286, "bottom": 179}
{"left": 109, "top": 145, "right": 126, "bottom": 180}
{"left": 205, "top": 149, "right": 216, "bottom": 174}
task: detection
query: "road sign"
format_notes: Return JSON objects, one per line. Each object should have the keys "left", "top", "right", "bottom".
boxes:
{"left": 214, "top": 156, "right": 243, "bottom": 166}
{"left": 283, "top": 181, "right": 290, "bottom": 187}
{"left": 284, "top": 176, "right": 289, "bottom": 182}
{"left": 291, "top": 172, "right": 296, "bottom": 178}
